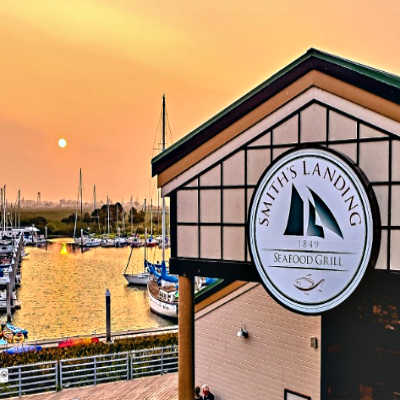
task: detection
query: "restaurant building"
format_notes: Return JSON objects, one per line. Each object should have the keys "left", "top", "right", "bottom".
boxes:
{"left": 152, "top": 49, "right": 400, "bottom": 400}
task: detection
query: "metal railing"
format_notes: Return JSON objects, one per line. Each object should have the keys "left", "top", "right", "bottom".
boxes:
{"left": 60, "top": 352, "right": 129, "bottom": 389}
{"left": 0, "top": 346, "right": 177, "bottom": 398}
{"left": 131, "top": 345, "right": 178, "bottom": 378}
{"left": 0, "top": 361, "right": 57, "bottom": 399}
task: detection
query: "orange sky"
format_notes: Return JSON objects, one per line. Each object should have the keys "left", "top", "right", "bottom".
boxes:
{"left": 1, "top": 0, "right": 399, "bottom": 203}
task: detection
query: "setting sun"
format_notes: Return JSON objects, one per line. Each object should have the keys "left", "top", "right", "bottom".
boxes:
{"left": 58, "top": 138, "right": 67, "bottom": 148}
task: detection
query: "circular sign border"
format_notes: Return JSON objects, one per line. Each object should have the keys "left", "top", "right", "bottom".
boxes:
{"left": 247, "top": 145, "right": 381, "bottom": 315}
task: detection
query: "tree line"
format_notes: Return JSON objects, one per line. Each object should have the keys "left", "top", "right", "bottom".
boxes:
{"left": 20, "top": 203, "right": 165, "bottom": 237}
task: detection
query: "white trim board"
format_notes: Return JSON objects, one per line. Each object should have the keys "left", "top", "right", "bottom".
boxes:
{"left": 162, "top": 87, "right": 400, "bottom": 195}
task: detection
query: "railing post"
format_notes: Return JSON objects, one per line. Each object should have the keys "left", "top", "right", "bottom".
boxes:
{"left": 94, "top": 356, "right": 97, "bottom": 385}
{"left": 59, "top": 361, "right": 63, "bottom": 389}
{"left": 127, "top": 353, "right": 130, "bottom": 380}
{"left": 55, "top": 362, "right": 59, "bottom": 391}
{"left": 18, "top": 367, "right": 21, "bottom": 397}
{"left": 161, "top": 348, "right": 164, "bottom": 374}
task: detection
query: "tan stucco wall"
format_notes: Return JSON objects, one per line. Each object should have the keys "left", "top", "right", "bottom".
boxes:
{"left": 195, "top": 283, "right": 321, "bottom": 400}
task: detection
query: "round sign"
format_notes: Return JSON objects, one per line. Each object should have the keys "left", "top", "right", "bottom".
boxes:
{"left": 248, "top": 147, "right": 380, "bottom": 314}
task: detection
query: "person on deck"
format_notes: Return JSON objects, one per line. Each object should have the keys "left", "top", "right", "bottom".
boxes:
{"left": 201, "top": 384, "right": 215, "bottom": 400}
{"left": 194, "top": 385, "right": 202, "bottom": 400}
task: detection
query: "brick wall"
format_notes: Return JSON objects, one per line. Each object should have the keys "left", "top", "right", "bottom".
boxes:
{"left": 195, "top": 283, "right": 321, "bottom": 400}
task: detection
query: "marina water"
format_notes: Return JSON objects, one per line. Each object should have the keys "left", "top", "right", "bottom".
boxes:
{"left": 11, "top": 238, "right": 173, "bottom": 341}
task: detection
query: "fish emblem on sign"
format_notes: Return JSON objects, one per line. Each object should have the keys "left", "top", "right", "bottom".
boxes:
{"left": 294, "top": 274, "right": 325, "bottom": 293}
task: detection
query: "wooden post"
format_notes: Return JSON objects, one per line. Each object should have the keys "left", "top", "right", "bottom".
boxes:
{"left": 106, "top": 289, "right": 111, "bottom": 342}
{"left": 178, "top": 275, "right": 194, "bottom": 400}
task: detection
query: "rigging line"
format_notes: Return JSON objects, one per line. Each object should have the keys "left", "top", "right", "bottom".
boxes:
{"left": 124, "top": 245, "right": 134, "bottom": 274}
{"left": 151, "top": 107, "right": 163, "bottom": 158}
{"left": 165, "top": 108, "right": 175, "bottom": 146}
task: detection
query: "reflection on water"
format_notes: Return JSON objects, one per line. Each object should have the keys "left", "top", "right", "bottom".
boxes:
{"left": 11, "top": 238, "right": 173, "bottom": 341}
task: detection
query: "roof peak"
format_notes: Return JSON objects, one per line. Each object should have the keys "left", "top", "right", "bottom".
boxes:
{"left": 153, "top": 49, "right": 400, "bottom": 177}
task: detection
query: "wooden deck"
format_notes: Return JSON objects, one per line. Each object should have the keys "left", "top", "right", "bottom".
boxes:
{"left": 14, "top": 373, "right": 177, "bottom": 400}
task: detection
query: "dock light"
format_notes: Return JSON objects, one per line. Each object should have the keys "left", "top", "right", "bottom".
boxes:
{"left": 237, "top": 327, "right": 249, "bottom": 338}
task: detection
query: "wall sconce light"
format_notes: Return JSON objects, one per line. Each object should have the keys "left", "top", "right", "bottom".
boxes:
{"left": 310, "top": 337, "right": 318, "bottom": 349}
{"left": 237, "top": 327, "right": 249, "bottom": 338}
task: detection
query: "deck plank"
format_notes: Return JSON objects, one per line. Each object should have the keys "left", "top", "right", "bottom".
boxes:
{"left": 11, "top": 373, "right": 178, "bottom": 400}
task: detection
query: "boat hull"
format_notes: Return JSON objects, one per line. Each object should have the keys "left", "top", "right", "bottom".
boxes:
{"left": 124, "top": 273, "right": 149, "bottom": 286}
{"left": 147, "top": 285, "right": 178, "bottom": 319}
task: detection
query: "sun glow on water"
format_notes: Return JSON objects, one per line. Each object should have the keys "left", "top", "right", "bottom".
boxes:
{"left": 60, "top": 243, "right": 68, "bottom": 254}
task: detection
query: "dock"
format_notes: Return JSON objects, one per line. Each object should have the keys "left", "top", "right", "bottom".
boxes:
{"left": 11, "top": 372, "right": 178, "bottom": 400}
{"left": 0, "top": 232, "right": 24, "bottom": 319}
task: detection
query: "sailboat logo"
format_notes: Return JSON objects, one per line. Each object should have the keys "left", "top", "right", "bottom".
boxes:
{"left": 284, "top": 184, "right": 343, "bottom": 239}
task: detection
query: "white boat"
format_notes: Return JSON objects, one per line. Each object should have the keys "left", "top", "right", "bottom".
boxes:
{"left": 124, "top": 271, "right": 149, "bottom": 286}
{"left": 128, "top": 235, "right": 144, "bottom": 247}
{"left": 0, "top": 274, "right": 10, "bottom": 286}
{"left": 0, "top": 243, "right": 13, "bottom": 254}
{"left": 101, "top": 237, "right": 115, "bottom": 247}
{"left": 0, "top": 289, "right": 17, "bottom": 310}
{"left": 22, "top": 226, "right": 39, "bottom": 246}
{"left": 145, "top": 96, "right": 178, "bottom": 319}
{"left": 157, "top": 236, "right": 170, "bottom": 249}
{"left": 147, "top": 277, "right": 178, "bottom": 319}
{"left": 85, "top": 237, "right": 102, "bottom": 247}
{"left": 123, "top": 227, "right": 150, "bottom": 286}
{"left": 115, "top": 237, "right": 128, "bottom": 247}
{"left": 145, "top": 236, "right": 158, "bottom": 247}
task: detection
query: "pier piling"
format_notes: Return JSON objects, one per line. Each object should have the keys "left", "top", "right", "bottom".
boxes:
{"left": 106, "top": 289, "right": 111, "bottom": 342}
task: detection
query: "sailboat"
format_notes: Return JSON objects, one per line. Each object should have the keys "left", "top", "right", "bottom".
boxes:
{"left": 73, "top": 169, "right": 87, "bottom": 247}
{"left": 147, "top": 260, "right": 178, "bottom": 319}
{"left": 101, "top": 196, "right": 115, "bottom": 247}
{"left": 146, "top": 95, "right": 179, "bottom": 319}
{"left": 123, "top": 200, "right": 150, "bottom": 286}
{"left": 72, "top": 170, "right": 101, "bottom": 248}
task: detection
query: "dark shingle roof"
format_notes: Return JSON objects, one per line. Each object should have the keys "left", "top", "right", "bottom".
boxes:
{"left": 152, "top": 48, "right": 400, "bottom": 176}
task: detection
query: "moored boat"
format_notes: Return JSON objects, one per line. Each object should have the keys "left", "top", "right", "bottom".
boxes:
{"left": 147, "top": 277, "right": 178, "bottom": 319}
{"left": 145, "top": 235, "right": 158, "bottom": 247}
{"left": 128, "top": 235, "right": 144, "bottom": 248}
{"left": 124, "top": 271, "right": 149, "bottom": 286}
{"left": 146, "top": 259, "right": 178, "bottom": 319}
{"left": 4, "top": 345, "right": 42, "bottom": 354}
{"left": 123, "top": 227, "right": 150, "bottom": 286}
{"left": 101, "top": 237, "right": 115, "bottom": 247}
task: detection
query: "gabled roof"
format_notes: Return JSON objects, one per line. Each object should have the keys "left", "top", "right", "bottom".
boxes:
{"left": 152, "top": 48, "right": 400, "bottom": 177}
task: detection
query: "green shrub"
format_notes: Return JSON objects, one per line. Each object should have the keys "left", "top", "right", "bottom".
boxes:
{"left": 0, "top": 332, "right": 177, "bottom": 367}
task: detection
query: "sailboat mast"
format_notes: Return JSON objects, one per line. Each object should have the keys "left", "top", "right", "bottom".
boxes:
{"left": 107, "top": 195, "right": 110, "bottom": 235}
{"left": 157, "top": 191, "right": 160, "bottom": 234}
{"left": 73, "top": 174, "right": 79, "bottom": 239}
{"left": 80, "top": 168, "right": 83, "bottom": 224}
{"left": 144, "top": 198, "right": 147, "bottom": 261}
{"left": 150, "top": 198, "right": 153, "bottom": 236}
{"left": 130, "top": 195, "right": 133, "bottom": 234}
{"left": 116, "top": 202, "right": 119, "bottom": 234}
{"left": 0, "top": 187, "right": 2, "bottom": 233}
{"left": 1, "top": 185, "right": 6, "bottom": 233}
{"left": 17, "top": 189, "right": 21, "bottom": 228}
{"left": 2, "top": 185, "right": 6, "bottom": 233}
{"left": 161, "top": 94, "right": 166, "bottom": 262}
